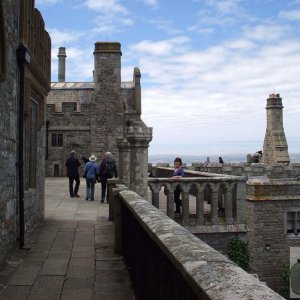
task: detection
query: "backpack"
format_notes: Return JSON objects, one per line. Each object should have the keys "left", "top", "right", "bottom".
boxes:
{"left": 104, "top": 158, "right": 115, "bottom": 178}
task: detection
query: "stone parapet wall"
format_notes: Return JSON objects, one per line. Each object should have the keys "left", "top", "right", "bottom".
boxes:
{"left": 114, "top": 187, "right": 284, "bottom": 299}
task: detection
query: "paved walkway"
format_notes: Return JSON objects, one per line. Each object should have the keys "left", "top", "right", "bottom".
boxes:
{"left": 0, "top": 178, "right": 135, "bottom": 300}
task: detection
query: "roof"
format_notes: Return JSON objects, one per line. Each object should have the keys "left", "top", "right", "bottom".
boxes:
{"left": 51, "top": 82, "right": 94, "bottom": 90}
{"left": 51, "top": 81, "right": 135, "bottom": 90}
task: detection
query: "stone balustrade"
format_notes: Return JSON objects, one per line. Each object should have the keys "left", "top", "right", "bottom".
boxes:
{"left": 148, "top": 167, "right": 247, "bottom": 233}
{"left": 112, "top": 186, "right": 284, "bottom": 299}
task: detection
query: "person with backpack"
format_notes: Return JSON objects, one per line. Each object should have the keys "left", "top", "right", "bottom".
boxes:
{"left": 98, "top": 152, "right": 118, "bottom": 203}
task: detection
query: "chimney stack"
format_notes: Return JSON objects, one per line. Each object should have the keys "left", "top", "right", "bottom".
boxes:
{"left": 57, "top": 47, "right": 66, "bottom": 82}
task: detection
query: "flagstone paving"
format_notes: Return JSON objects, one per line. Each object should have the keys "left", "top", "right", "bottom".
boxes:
{"left": 0, "top": 178, "right": 135, "bottom": 300}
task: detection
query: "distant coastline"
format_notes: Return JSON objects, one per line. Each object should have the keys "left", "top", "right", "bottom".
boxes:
{"left": 149, "top": 153, "right": 300, "bottom": 165}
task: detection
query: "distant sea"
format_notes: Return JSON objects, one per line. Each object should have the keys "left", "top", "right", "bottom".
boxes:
{"left": 149, "top": 153, "right": 300, "bottom": 165}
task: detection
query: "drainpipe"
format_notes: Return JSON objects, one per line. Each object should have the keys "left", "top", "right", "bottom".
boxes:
{"left": 45, "top": 120, "right": 50, "bottom": 160}
{"left": 16, "top": 43, "right": 31, "bottom": 250}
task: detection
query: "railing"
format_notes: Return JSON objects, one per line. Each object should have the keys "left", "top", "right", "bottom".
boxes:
{"left": 148, "top": 167, "right": 247, "bottom": 233}
{"left": 111, "top": 186, "right": 284, "bottom": 299}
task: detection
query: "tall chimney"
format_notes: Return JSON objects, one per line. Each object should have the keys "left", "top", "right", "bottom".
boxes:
{"left": 57, "top": 47, "right": 66, "bottom": 82}
{"left": 262, "top": 93, "right": 290, "bottom": 165}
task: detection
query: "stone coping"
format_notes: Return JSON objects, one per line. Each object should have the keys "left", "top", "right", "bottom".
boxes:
{"left": 148, "top": 176, "right": 246, "bottom": 183}
{"left": 151, "top": 166, "right": 246, "bottom": 181}
{"left": 118, "top": 189, "right": 284, "bottom": 299}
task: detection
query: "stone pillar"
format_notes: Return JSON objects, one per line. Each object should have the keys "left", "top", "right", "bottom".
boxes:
{"left": 196, "top": 185, "right": 205, "bottom": 225}
{"left": 262, "top": 93, "right": 290, "bottom": 165}
{"left": 167, "top": 190, "right": 175, "bottom": 220}
{"left": 225, "top": 185, "right": 233, "bottom": 225}
{"left": 117, "top": 138, "right": 130, "bottom": 187}
{"left": 57, "top": 47, "right": 66, "bottom": 82}
{"left": 236, "top": 182, "right": 246, "bottom": 224}
{"left": 126, "top": 125, "right": 152, "bottom": 198}
{"left": 181, "top": 187, "right": 190, "bottom": 226}
{"left": 91, "top": 42, "right": 123, "bottom": 159}
{"left": 211, "top": 187, "right": 219, "bottom": 225}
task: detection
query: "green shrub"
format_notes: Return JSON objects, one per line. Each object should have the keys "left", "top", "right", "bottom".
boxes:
{"left": 228, "top": 237, "right": 250, "bottom": 272}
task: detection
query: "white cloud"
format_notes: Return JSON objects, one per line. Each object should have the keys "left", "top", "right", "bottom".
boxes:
{"left": 129, "top": 36, "right": 190, "bottom": 56}
{"left": 279, "top": 9, "right": 300, "bottom": 21}
{"left": 36, "top": 0, "right": 60, "bottom": 4}
{"left": 83, "top": 0, "right": 128, "bottom": 15}
{"left": 140, "top": 0, "right": 159, "bottom": 8}
{"left": 48, "top": 28, "right": 84, "bottom": 48}
{"left": 148, "top": 19, "right": 182, "bottom": 35}
{"left": 204, "top": 0, "right": 244, "bottom": 15}
{"left": 242, "top": 23, "right": 289, "bottom": 42}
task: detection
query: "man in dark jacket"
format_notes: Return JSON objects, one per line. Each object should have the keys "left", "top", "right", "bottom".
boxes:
{"left": 98, "top": 152, "right": 118, "bottom": 203}
{"left": 65, "top": 150, "right": 81, "bottom": 198}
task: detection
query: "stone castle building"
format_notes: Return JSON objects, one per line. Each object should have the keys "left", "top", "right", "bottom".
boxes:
{"left": 46, "top": 43, "right": 152, "bottom": 197}
{"left": 0, "top": 0, "right": 51, "bottom": 261}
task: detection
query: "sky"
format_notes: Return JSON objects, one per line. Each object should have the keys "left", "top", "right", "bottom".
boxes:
{"left": 36, "top": 0, "right": 300, "bottom": 157}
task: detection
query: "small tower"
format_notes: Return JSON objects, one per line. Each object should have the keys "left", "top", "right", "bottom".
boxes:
{"left": 57, "top": 47, "right": 66, "bottom": 82}
{"left": 91, "top": 42, "right": 124, "bottom": 158}
{"left": 262, "top": 93, "right": 290, "bottom": 165}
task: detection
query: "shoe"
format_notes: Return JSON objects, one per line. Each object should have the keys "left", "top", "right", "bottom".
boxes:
{"left": 101, "top": 199, "right": 104, "bottom": 203}
{"left": 174, "top": 210, "right": 180, "bottom": 214}
{"left": 91, "top": 198, "right": 94, "bottom": 201}
{"left": 85, "top": 198, "right": 89, "bottom": 201}
{"left": 70, "top": 195, "right": 74, "bottom": 198}
{"left": 75, "top": 195, "right": 80, "bottom": 198}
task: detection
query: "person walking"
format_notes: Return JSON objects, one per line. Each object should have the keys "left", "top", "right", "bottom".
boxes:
{"left": 83, "top": 155, "right": 98, "bottom": 201}
{"left": 98, "top": 152, "right": 118, "bottom": 203}
{"left": 65, "top": 150, "right": 81, "bottom": 198}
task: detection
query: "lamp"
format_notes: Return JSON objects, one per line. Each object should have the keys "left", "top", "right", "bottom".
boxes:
{"left": 265, "top": 244, "right": 270, "bottom": 251}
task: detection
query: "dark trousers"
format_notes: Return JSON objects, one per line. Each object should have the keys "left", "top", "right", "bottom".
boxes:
{"left": 101, "top": 179, "right": 107, "bottom": 200}
{"left": 174, "top": 187, "right": 182, "bottom": 212}
{"left": 69, "top": 175, "right": 80, "bottom": 197}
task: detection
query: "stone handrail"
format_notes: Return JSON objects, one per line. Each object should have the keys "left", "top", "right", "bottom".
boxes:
{"left": 113, "top": 187, "right": 284, "bottom": 299}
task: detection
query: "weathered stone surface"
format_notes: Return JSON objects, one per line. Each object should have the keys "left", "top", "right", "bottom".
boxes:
{"left": 118, "top": 189, "right": 284, "bottom": 299}
{"left": 30, "top": 275, "right": 64, "bottom": 296}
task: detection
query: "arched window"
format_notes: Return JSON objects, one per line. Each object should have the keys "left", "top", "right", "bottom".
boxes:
{"left": 0, "top": 1, "right": 6, "bottom": 81}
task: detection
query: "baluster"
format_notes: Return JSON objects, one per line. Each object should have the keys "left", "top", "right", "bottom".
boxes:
{"left": 211, "top": 187, "right": 219, "bottom": 225}
{"left": 167, "top": 191, "right": 174, "bottom": 220}
{"left": 225, "top": 186, "right": 233, "bottom": 225}
{"left": 196, "top": 187, "right": 204, "bottom": 225}
{"left": 182, "top": 188, "right": 189, "bottom": 226}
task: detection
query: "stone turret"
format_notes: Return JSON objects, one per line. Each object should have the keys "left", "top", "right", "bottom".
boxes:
{"left": 91, "top": 42, "right": 124, "bottom": 158}
{"left": 262, "top": 93, "right": 290, "bottom": 165}
{"left": 57, "top": 47, "right": 66, "bottom": 82}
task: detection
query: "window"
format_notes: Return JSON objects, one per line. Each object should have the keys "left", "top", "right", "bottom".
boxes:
{"left": 51, "top": 133, "right": 63, "bottom": 147}
{"left": 287, "top": 211, "right": 300, "bottom": 235}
